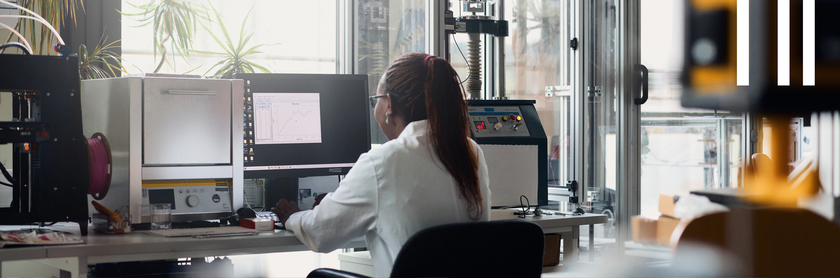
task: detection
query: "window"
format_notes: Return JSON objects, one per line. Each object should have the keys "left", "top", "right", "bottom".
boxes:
{"left": 121, "top": 0, "right": 339, "bottom": 76}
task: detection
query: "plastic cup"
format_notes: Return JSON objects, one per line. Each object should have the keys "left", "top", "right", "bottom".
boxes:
{"left": 150, "top": 203, "right": 171, "bottom": 230}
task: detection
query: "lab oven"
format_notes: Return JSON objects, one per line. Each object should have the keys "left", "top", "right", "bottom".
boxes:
{"left": 81, "top": 75, "right": 243, "bottom": 223}
{"left": 468, "top": 100, "right": 548, "bottom": 207}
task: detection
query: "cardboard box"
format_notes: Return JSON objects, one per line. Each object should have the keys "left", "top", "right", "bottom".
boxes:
{"left": 631, "top": 216, "right": 657, "bottom": 244}
{"left": 632, "top": 215, "right": 684, "bottom": 246}
{"left": 543, "top": 234, "right": 561, "bottom": 266}
{"left": 656, "top": 216, "right": 681, "bottom": 246}
{"left": 659, "top": 194, "right": 679, "bottom": 218}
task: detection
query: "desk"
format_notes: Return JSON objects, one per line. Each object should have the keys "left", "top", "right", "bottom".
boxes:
{"left": 0, "top": 224, "right": 365, "bottom": 277}
{"left": 491, "top": 211, "right": 608, "bottom": 266}
{"left": 3, "top": 213, "right": 605, "bottom": 276}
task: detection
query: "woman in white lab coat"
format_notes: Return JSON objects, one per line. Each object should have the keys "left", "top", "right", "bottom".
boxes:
{"left": 272, "top": 52, "right": 491, "bottom": 277}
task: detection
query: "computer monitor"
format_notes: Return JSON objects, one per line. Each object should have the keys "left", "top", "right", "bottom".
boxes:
{"left": 235, "top": 73, "right": 371, "bottom": 179}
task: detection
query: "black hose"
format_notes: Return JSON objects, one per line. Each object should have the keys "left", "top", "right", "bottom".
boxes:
{"left": 0, "top": 42, "right": 32, "bottom": 55}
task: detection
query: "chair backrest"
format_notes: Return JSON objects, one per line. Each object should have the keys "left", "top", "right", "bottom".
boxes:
{"left": 389, "top": 220, "right": 545, "bottom": 278}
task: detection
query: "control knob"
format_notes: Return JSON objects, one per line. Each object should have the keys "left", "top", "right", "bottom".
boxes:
{"left": 494, "top": 122, "right": 503, "bottom": 131}
{"left": 186, "top": 195, "right": 200, "bottom": 207}
{"left": 512, "top": 122, "right": 522, "bottom": 131}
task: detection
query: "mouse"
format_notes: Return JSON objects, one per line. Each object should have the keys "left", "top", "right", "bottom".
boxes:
{"left": 225, "top": 207, "right": 257, "bottom": 226}
{"left": 237, "top": 207, "right": 257, "bottom": 219}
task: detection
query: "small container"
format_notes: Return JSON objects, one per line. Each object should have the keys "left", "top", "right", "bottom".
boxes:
{"left": 150, "top": 203, "right": 172, "bottom": 230}
{"left": 92, "top": 213, "right": 131, "bottom": 234}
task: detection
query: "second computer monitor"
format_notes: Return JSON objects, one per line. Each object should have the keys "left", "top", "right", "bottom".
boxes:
{"left": 236, "top": 73, "right": 370, "bottom": 179}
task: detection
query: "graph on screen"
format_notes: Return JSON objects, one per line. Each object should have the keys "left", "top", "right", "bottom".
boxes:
{"left": 254, "top": 93, "right": 322, "bottom": 144}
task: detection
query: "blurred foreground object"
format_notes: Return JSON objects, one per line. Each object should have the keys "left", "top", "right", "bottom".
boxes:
{"left": 673, "top": 207, "right": 840, "bottom": 277}
{"left": 682, "top": 0, "right": 840, "bottom": 113}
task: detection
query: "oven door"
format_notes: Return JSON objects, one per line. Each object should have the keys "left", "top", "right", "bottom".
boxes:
{"left": 143, "top": 78, "right": 232, "bottom": 166}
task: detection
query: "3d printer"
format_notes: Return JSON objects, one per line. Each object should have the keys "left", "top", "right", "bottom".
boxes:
{"left": 0, "top": 54, "right": 90, "bottom": 235}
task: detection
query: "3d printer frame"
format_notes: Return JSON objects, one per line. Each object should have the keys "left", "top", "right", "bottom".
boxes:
{"left": 0, "top": 54, "right": 89, "bottom": 235}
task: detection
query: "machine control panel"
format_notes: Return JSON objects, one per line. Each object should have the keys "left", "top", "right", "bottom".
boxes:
{"left": 141, "top": 179, "right": 232, "bottom": 220}
{"left": 468, "top": 106, "right": 531, "bottom": 137}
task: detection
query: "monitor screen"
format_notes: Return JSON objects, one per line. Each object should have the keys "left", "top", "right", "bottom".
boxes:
{"left": 236, "top": 73, "right": 371, "bottom": 179}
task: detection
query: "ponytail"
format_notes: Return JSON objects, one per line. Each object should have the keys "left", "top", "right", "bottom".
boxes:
{"left": 384, "top": 53, "right": 483, "bottom": 220}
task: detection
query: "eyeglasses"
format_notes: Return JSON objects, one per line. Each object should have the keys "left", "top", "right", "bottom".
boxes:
{"left": 369, "top": 94, "right": 388, "bottom": 109}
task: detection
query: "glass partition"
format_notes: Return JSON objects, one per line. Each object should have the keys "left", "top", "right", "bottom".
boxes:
{"left": 639, "top": 0, "right": 745, "bottom": 218}
{"left": 356, "top": 0, "right": 427, "bottom": 144}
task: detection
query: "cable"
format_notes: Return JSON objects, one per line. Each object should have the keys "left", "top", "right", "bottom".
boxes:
{"left": 0, "top": 15, "right": 65, "bottom": 47}
{"left": 519, "top": 195, "right": 531, "bottom": 218}
{"left": 0, "top": 181, "right": 11, "bottom": 187}
{"left": 0, "top": 21, "right": 32, "bottom": 54}
{"left": 451, "top": 34, "right": 472, "bottom": 84}
{"left": 0, "top": 42, "right": 30, "bottom": 55}
{"left": 0, "top": 0, "right": 65, "bottom": 45}
{"left": 0, "top": 161, "right": 13, "bottom": 186}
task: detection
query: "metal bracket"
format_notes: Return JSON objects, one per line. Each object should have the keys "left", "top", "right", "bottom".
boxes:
{"left": 545, "top": 85, "right": 572, "bottom": 98}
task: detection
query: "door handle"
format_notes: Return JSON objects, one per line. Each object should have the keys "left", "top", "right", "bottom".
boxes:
{"left": 634, "top": 64, "right": 648, "bottom": 105}
{"left": 168, "top": 90, "right": 217, "bottom": 96}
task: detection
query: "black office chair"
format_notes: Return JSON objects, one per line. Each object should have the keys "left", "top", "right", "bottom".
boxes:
{"left": 308, "top": 220, "right": 545, "bottom": 278}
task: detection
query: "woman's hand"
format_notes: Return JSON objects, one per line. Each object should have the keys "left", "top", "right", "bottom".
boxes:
{"left": 271, "top": 198, "right": 301, "bottom": 228}
{"left": 312, "top": 193, "right": 327, "bottom": 209}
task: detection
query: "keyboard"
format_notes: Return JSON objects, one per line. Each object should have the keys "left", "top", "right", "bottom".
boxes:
{"left": 147, "top": 226, "right": 258, "bottom": 238}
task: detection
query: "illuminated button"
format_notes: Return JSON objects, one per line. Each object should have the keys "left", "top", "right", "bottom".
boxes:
{"left": 244, "top": 139, "right": 247, "bottom": 144}
{"left": 509, "top": 114, "right": 515, "bottom": 121}
{"left": 502, "top": 116, "right": 508, "bottom": 121}
{"left": 24, "top": 143, "right": 30, "bottom": 151}
{"left": 516, "top": 116, "right": 522, "bottom": 121}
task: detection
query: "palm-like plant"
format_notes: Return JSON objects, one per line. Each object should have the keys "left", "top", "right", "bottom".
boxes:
{"left": 192, "top": 5, "right": 272, "bottom": 79}
{"left": 2, "top": 0, "right": 83, "bottom": 55}
{"left": 122, "top": 0, "right": 207, "bottom": 72}
{"left": 78, "top": 34, "right": 128, "bottom": 80}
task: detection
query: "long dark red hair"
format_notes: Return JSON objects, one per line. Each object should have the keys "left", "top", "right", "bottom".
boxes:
{"left": 383, "top": 52, "right": 482, "bottom": 219}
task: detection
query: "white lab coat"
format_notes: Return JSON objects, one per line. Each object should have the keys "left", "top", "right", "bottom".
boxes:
{"left": 286, "top": 120, "right": 491, "bottom": 277}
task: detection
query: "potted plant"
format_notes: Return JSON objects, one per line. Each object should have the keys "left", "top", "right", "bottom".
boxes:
{"left": 191, "top": 4, "right": 273, "bottom": 79}
{"left": 122, "top": 0, "right": 207, "bottom": 73}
